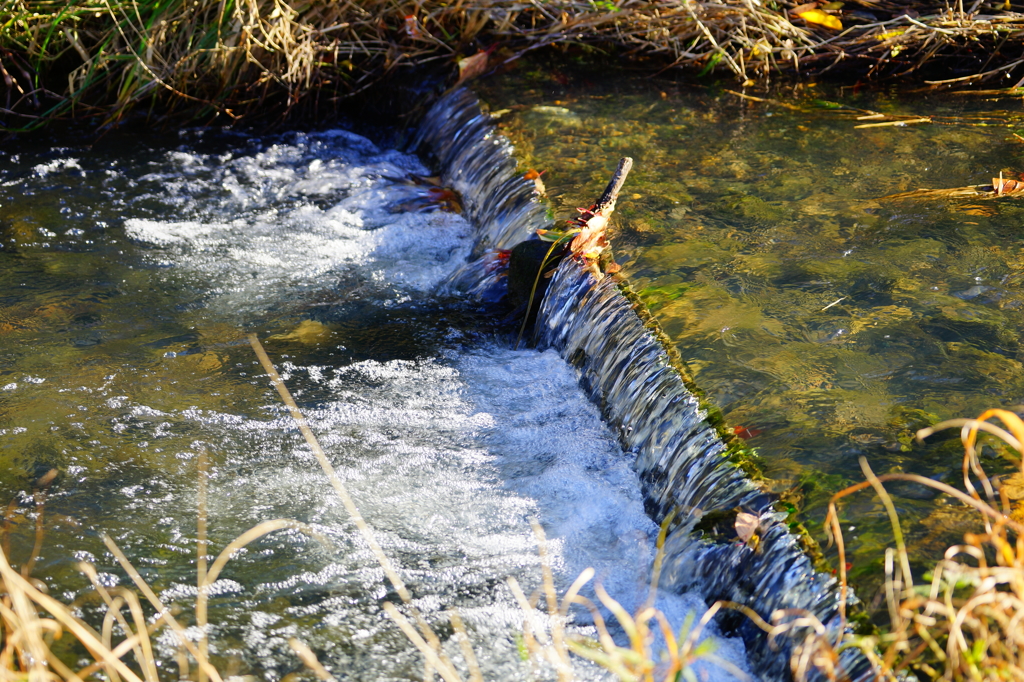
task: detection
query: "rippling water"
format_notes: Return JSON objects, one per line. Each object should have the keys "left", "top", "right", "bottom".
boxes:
{"left": 0, "top": 127, "right": 749, "bottom": 680}
{"left": 474, "top": 66, "right": 1024, "bottom": 582}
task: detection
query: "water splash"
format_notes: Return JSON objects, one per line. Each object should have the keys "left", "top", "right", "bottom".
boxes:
{"left": 0, "top": 121, "right": 752, "bottom": 680}
{"left": 418, "top": 87, "right": 874, "bottom": 682}
{"left": 415, "top": 88, "right": 552, "bottom": 277}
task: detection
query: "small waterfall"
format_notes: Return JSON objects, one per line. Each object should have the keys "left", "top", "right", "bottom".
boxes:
{"left": 537, "top": 262, "right": 871, "bottom": 682}
{"left": 416, "top": 88, "right": 873, "bottom": 682}
{"left": 415, "top": 88, "right": 552, "bottom": 254}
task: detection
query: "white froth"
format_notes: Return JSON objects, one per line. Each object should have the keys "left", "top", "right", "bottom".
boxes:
{"left": 91, "top": 126, "right": 752, "bottom": 679}
{"left": 33, "top": 157, "right": 82, "bottom": 177}
{"left": 457, "top": 348, "right": 752, "bottom": 681}
{"left": 124, "top": 130, "right": 474, "bottom": 314}
{"left": 173, "top": 347, "right": 751, "bottom": 681}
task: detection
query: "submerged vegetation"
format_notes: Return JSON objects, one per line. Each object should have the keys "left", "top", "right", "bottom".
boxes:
{"left": 807, "top": 409, "right": 1024, "bottom": 681}
{"left": 5, "top": 0, "right": 1024, "bottom": 130}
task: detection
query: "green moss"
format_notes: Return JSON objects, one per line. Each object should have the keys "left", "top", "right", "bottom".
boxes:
{"left": 638, "top": 282, "right": 693, "bottom": 313}
{"left": 692, "top": 507, "right": 741, "bottom": 537}
{"left": 615, "top": 277, "right": 772, "bottom": 492}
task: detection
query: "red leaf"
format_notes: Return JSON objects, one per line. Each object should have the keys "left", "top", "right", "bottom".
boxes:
{"left": 524, "top": 169, "right": 546, "bottom": 195}
{"left": 404, "top": 14, "right": 421, "bottom": 38}
{"left": 733, "top": 425, "right": 763, "bottom": 439}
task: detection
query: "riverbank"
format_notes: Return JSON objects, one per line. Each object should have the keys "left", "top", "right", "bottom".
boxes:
{"left": 4, "top": 0, "right": 1024, "bottom": 133}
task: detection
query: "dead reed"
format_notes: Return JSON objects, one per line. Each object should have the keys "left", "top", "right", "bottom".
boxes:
{"left": 0, "top": 334, "right": 734, "bottom": 682}
{"left": 0, "top": 456, "right": 326, "bottom": 682}
{"left": 791, "top": 408, "right": 1024, "bottom": 681}
{"left": 5, "top": 334, "right": 1024, "bottom": 682}
{"left": 510, "top": 513, "right": 760, "bottom": 682}
{"left": 0, "top": 335, "right": 464, "bottom": 682}
{"left": 4, "top": 0, "right": 1024, "bottom": 131}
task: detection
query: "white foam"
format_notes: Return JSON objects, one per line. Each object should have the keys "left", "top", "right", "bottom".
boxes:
{"left": 63, "top": 126, "right": 753, "bottom": 679}
{"left": 457, "top": 348, "right": 753, "bottom": 680}
{"left": 33, "top": 158, "right": 82, "bottom": 178}
{"left": 123, "top": 130, "right": 473, "bottom": 315}
{"left": 164, "top": 347, "right": 752, "bottom": 680}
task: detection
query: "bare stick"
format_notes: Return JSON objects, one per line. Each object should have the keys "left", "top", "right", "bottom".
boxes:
{"left": 288, "top": 638, "right": 337, "bottom": 682}
{"left": 0, "top": 546, "right": 147, "bottom": 682}
{"left": 592, "top": 157, "right": 634, "bottom": 214}
{"left": 101, "top": 534, "right": 225, "bottom": 682}
{"left": 382, "top": 603, "right": 463, "bottom": 682}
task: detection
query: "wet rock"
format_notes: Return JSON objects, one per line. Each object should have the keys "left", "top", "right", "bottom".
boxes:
{"left": 506, "top": 238, "right": 569, "bottom": 318}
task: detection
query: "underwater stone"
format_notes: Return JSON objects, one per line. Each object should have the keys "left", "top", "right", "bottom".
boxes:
{"left": 507, "top": 238, "right": 569, "bottom": 315}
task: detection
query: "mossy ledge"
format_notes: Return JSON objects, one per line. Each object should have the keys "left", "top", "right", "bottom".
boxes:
{"left": 612, "top": 273, "right": 840, "bottom": 577}
{"left": 416, "top": 87, "right": 874, "bottom": 681}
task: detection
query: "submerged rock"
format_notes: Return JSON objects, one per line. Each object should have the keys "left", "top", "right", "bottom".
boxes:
{"left": 506, "top": 238, "right": 569, "bottom": 317}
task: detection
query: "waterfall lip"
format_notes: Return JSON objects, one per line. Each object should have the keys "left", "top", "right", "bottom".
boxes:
{"left": 415, "top": 87, "right": 876, "bottom": 682}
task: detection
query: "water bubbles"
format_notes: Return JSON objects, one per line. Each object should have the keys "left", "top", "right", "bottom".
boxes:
{"left": 94, "top": 573, "right": 120, "bottom": 588}
{"left": 123, "top": 136, "right": 474, "bottom": 320}
{"left": 33, "top": 158, "right": 83, "bottom": 178}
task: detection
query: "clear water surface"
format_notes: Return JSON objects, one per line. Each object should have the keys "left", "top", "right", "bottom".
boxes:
{"left": 477, "top": 64, "right": 1024, "bottom": 586}
{"left": 0, "top": 126, "right": 749, "bottom": 680}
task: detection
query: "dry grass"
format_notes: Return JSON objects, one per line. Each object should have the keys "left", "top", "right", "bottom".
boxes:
{"left": 0, "top": 335, "right": 739, "bottom": 682}
{"left": 5, "top": 336, "right": 1024, "bottom": 682}
{"left": 0, "top": 335, "right": 466, "bottom": 682}
{"left": 4, "top": 0, "right": 1024, "bottom": 131}
{"left": 788, "top": 408, "right": 1024, "bottom": 681}
{"left": 508, "top": 513, "right": 760, "bottom": 682}
{"left": 0, "top": 454, "right": 326, "bottom": 682}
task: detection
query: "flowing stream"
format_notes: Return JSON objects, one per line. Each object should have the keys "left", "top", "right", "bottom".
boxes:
{"left": 12, "top": 66, "right": 1011, "bottom": 680}
{"left": 473, "top": 65, "right": 1024, "bottom": 591}
{"left": 418, "top": 89, "right": 870, "bottom": 682}
{"left": 1, "top": 120, "right": 754, "bottom": 679}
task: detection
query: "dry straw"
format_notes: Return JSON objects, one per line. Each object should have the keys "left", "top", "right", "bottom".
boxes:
{"left": 0, "top": 333, "right": 754, "bottom": 682}
{"left": 0, "top": 334, "right": 462, "bottom": 682}
{"left": 0, "top": 452, "right": 328, "bottom": 682}
{"left": 4, "top": 333, "right": 1023, "bottom": 682}
{"left": 5, "top": 0, "right": 1024, "bottom": 130}
{"left": 786, "top": 408, "right": 1024, "bottom": 681}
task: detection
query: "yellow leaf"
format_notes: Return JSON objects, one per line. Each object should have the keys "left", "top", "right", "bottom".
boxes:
{"left": 735, "top": 512, "right": 759, "bottom": 543}
{"left": 797, "top": 9, "right": 843, "bottom": 30}
{"left": 876, "top": 28, "right": 906, "bottom": 40}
